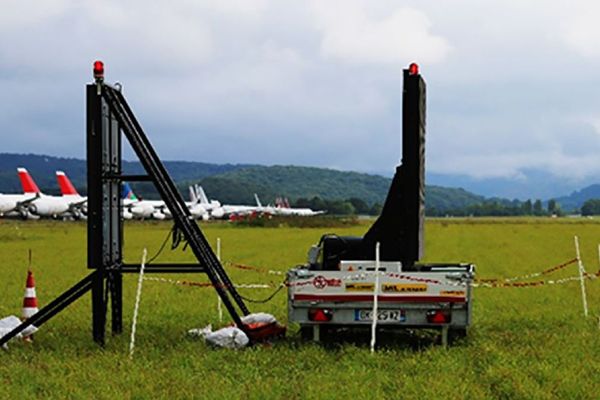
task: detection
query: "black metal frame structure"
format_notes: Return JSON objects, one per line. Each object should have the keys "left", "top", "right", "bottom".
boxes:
{"left": 0, "top": 67, "right": 250, "bottom": 347}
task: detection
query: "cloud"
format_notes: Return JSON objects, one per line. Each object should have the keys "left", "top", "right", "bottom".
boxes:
{"left": 562, "top": 2, "right": 600, "bottom": 58}
{"left": 310, "top": 1, "right": 451, "bottom": 65}
{"left": 1, "top": 0, "right": 600, "bottom": 193}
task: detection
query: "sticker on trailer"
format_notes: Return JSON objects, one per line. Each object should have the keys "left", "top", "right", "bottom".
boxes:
{"left": 345, "top": 283, "right": 375, "bottom": 292}
{"left": 440, "top": 290, "right": 465, "bottom": 296}
{"left": 381, "top": 283, "right": 427, "bottom": 293}
{"left": 312, "top": 276, "right": 342, "bottom": 289}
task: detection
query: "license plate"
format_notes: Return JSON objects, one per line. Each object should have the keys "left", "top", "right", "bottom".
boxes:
{"left": 354, "top": 309, "right": 406, "bottom": 322}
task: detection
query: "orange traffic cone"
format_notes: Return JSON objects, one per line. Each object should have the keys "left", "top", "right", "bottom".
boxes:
{"left": 22, "top": 270, "right": 38, "bottom": 341}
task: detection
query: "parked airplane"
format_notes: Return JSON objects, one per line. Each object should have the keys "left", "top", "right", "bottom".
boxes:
{"left": 204, "top": 188, "right": 258, "bottom": 219}
{"left": 121, "top": 182, "right": 207, "bottom": 220}
{"left": 17, "top": 168, "right": 86, "bottom": 219}
{"left": 253, "top": 193, "right": 277, "bottom": 215}
{"left": 271, "top": 196, "right": 325, "bottom": 216}
{"left": 193, "top": 185, "right": 222, "bottom": 216}
{"left": 0, "top": 187, "right": 38, "bottom": 219}
{"left": 55, "top": 171, "right": 87, "bottom": 218}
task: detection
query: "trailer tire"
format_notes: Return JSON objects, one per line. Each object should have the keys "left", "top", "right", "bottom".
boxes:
{"left": 299, "top": 326, "right": 314, "bottom": 341}
{"left": 448, "top": 328, "right": 467, "bottom": 345}
{"left": 299, "top": 325, "right": 337, "bottom": 341}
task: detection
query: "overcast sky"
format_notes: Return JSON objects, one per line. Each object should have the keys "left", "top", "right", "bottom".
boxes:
{"left": 1, "top": 0, "right": 600, "bottom": 186}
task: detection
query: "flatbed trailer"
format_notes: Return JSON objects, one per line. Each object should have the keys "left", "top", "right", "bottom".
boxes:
{"left": 287, "top": 63, "right": 475, "bottom": 345}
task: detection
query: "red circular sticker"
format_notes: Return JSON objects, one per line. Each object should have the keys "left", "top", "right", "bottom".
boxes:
{"left": 312, "top": 275, "right": 327, "bottom": 289}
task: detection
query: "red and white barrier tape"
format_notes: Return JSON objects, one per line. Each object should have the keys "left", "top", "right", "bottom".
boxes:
{"left": 143, "top": 276, "right": 273, "bottom": 289}
{"left": 475, "top": 258, "right": 578, "bottom": 284}
{"left": 143, "top": 259, "right": 600, "bottom": 291}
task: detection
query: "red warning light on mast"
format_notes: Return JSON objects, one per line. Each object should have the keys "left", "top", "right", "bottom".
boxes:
{"left": 408, "top": 63, "right": 419, "bottom": 75}
{"left": 93, "top": 61, "right": 104, "bottom": 81}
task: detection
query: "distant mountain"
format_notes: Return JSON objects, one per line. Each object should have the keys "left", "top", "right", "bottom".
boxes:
{"left": 0, "top": 153, "right": 252, "bottom": 195}
{"left": 555, "top": 184, "right": 600, "bottom": 212}
{"left": 427, "top": 169, "right": 582, "bottom": 201}
{"left": 0, "top": 152, "right": 507, "bottom": 213}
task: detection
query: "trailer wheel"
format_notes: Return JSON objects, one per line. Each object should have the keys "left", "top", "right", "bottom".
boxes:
{"left": 299, "top": 326, "right": 313, "bottom": 341}
{"left": 448, "top": 328, "right": 468, "bottom": 345}
{"left": 299, "top": 325, "right": 336, "bottom": 342}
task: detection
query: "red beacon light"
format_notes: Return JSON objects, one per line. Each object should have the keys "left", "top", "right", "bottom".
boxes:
{"left": 408, "top": 62, "right": 419, "bottom": 75}
{"left": 93, "top": 61, "right": 104, "bottom": 82}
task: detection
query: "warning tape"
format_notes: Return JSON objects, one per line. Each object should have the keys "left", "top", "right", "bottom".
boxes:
{"left": 475, "top": 258, "right": 578, "bottom": 283}
{"left": 143, "top": 276, "right": 273, "bottom": 289}
{"left": 144, "top": 259, "right": 600, "bottom": 291}
{"left": 473, "top": 270, "right": 600, "bottom": 288}
{"left": 225, "top": 262, "right": 284, "bottom": 276}
{"left": 227, "top": 258, "right": 582, "bottom": 286}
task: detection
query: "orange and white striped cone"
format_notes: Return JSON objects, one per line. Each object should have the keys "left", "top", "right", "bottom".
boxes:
{"left": 22, "top": 270, "right": 38, "bottom": 341}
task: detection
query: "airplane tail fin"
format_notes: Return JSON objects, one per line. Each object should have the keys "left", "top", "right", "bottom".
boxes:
{"left": 196, "top": 185, "right": 209, "bottom": 204}
{"left": 17, "top": 168, "right": 41, "bottom": 194}
{"left": 56, "top": 171, "right": 79, "bottom": 196}
{"left": 189, "top": 185, "right": 198, "bottom": 203}
{"left": 122, "top": 182, "right": 138, "bottom": 200}
{"left": 254, "top": 193, "right": 262, "bottom": 208}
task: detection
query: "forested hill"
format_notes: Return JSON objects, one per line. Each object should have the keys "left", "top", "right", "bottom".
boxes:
{"left": 0, "top": 153, "right": 485, "bottom": 212}
{"left": 196, "top": 165, "right": 485, "bottom": 211}
{"left": 0, "top": 153, "right": 252, "bottom": 195}
{"left": 555, "top": 184, "right": 600, "bottom": 212}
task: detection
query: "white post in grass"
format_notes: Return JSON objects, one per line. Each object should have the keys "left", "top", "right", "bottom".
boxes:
{"left": 574, "top": 236, "right": 589, "bottom": 317}
{"left": 129, "top": 248, "right": 147, "bottom": 360}
{"left": 370, "top": 242, "right": 381, "bottom": 354}
{"left": 216, "top": 237, "right": 223, "bottom": 323}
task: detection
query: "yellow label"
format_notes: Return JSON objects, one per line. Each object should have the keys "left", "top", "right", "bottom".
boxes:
{"left": 381, "top": 283, "right": 427, "bottom": 293}
{"left": 440, "top": 290, "right": 465, "bottom": 296}
{"left": 345, "top": 283, "right": 375, "bottom": 291}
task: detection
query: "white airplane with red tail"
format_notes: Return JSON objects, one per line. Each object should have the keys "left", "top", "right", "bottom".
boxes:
{"left": 17, "top": 168, "right": 86, "bottom": 219}
{"left": 0, "top": 179, "right": 39, "bottom": 219}
{"left": 56, "top": 171, "right": 88, "bottom": 217}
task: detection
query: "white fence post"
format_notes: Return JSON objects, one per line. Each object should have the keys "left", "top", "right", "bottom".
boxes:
{"left": 370, "top": 242, "right": 380, "bottom": 353}
{"left": 129, "top": 248, "right": 147, "bottom": 359}
{"left": 574, "top": 236, "right": 589, "bottom": 317}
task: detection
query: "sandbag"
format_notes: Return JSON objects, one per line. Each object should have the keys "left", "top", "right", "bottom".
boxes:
{"left": 188, "top": 324, "right": 249, "bottom": 349}
{"left": 0, "top": 315, "right": 38, "bottom": 349}
{"left": 240, "top": 313, "right": 276, "bottom": 325}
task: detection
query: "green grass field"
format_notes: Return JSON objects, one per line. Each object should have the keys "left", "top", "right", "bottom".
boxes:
{"left": 1, "top": 218, "right": 600, "bottom": 399}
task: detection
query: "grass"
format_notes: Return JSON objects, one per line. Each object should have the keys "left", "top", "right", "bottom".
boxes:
{"left": 1, "top": 218, "right": 600, "bottom": 399}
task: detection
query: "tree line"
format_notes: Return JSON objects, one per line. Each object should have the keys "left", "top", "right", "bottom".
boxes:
{"left": 294, "top": 197, "right": 382, "bottom": 215}
{"left": 295, "top": 196, "right": 566, "bottom": 217}
{"left": 427, "top": 198, "right": 563, "bottom": 217}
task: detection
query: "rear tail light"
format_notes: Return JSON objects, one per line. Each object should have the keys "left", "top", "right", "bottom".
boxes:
{"left": 426, "top": 309, "right": 451, "bottom": 324}
{"left": 308, "top": 308, "right": 333, "bottom": 322}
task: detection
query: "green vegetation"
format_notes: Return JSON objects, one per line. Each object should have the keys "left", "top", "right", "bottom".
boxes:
{"left": 0, "top": 153, "right": 251, "bottom": 196}
{"left": 427, "top": 197, "right": 564, "bottom": 217}
{"left": 198, "top": 165, "right": 391, "bottom": 206}
{"left": 1, "top": 218, "right": 600, "bottom": 398}
{"left": 581, "top": 199, "right": 600, "bottom": 216}
{"left": 232, "top": 215, "right": 360, "bottom": 228}
{"left": 0, "top": 153, "right": 498, "bottom": 214}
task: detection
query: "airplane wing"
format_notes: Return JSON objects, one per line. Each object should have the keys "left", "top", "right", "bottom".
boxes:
{"left": 12, "top": 193, "right": 40, "bottom": 217}
{"left": 15, "top": 193, "right": 40, "bottom": 209}
{"left": 67, "top": 198, "right": 88, "bottom": 219}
